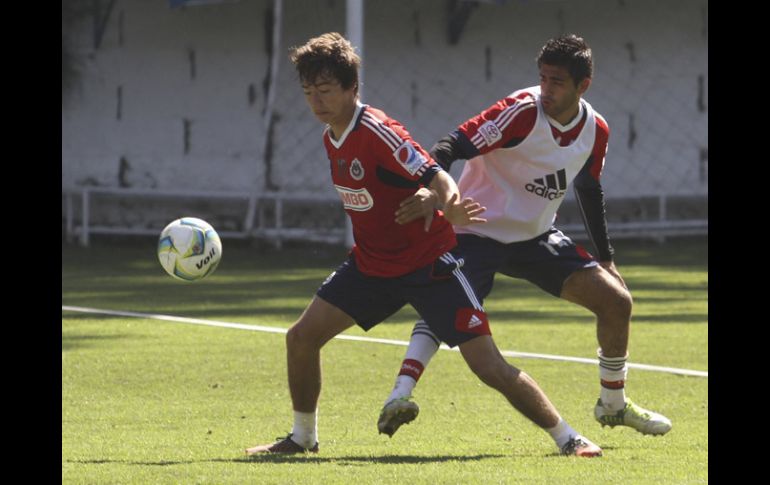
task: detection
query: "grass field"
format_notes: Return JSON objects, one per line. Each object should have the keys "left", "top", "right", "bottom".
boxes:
{"left": 62, "top": 237, "right": 708, "bottom": 484}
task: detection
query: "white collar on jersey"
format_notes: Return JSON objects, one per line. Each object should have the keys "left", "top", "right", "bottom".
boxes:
{"left": 327, "top": 100, "right": 365, "bottom": 149}
{"left": 545, "top": 100, "right": 585, "bottom": 133}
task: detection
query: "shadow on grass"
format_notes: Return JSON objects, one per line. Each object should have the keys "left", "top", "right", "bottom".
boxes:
{"left": 62, "top": 306, "right": 302, "bottom": 321}
{"left": 61, "top": 333, "right": 137, "bottom": 351}
{"left": 237, "top": 453, "right": 510, "bottom": 464}
{"left": 65, "top": 453, "right": 509, "bottom": 466}
{"left": 62, "top": 305, "right": 707, "bottom": 327}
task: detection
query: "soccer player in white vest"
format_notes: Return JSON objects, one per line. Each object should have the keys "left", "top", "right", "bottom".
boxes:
{"left": 380, "top": 34, "right": 672, "bottom": 440}
{"left": 246, "top": 32, "right": 602, "bottom": 457}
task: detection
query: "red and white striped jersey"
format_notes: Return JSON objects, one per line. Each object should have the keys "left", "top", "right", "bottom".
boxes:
{"left": 324, "top": 102, "right": 456, "bottom": 277}
{"left": 454, "top": 86, "right": 609, "bottom": 242}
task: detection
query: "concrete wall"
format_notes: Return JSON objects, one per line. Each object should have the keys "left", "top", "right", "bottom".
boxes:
{"left": 62, "top": 0, "right": 708, "bottom": 202}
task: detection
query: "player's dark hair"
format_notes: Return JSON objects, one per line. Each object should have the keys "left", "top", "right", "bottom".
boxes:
{"left": 289, "top": 32, "right": 360, "bottom": 93}
{"left": 537, "top": 34, "right": 593, "bottom": 85}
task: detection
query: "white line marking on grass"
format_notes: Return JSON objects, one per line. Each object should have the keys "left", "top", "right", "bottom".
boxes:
{"left": 62, "top": 305, "right": 708, "bottom": 378}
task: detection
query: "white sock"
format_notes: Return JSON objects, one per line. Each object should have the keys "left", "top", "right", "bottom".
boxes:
{"left": 385, "top": 320, "right": 440, "bottom": 405}
{"left": 387, "top": 375, "right": 417, "bottom": 404}
{"left": 291, "top": 410, "right": 317, "bottom": 448}
{"left": 546, "top": 417, "right": 578, "bottom": 449}
{"left": 598, "top": 348, "right": 628, "bottom": 412}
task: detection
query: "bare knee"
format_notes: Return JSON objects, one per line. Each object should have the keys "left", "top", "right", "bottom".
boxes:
{"left": 562, "top": 268, "right": 633, "bottom": 322}
{"left": 620, "top": 289, "right": 633, "bottom": 318}
{"left": 466, "top": 353, "right": 520, "bottom": 388}
{"left": 285, "top": 324, "right": 301, "bottom": 350}
{"left": 286, "top": 321, "right": 321, "bottom": 353}
{"left": 583, "top": 282, "right": 633, "bottom": 325}
{"left": 601, "top": 287, "right": 633, "bottom": 322}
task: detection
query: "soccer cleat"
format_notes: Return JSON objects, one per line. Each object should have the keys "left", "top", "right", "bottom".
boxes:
{"left": 245, "top": 433, "right": 319, "bottom": 455}
{"left": 594, "top": 398, "right": 672, "bottom": 435}
{"left": 377, "top": 397, "right": 419, "bottom": 437}
{"left": 560, "top": 435, "right": 603, "bottom": 457}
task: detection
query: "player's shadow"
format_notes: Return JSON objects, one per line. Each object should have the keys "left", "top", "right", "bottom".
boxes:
{"left": 66, "top": 454, "right": 508, "bottom": 466}
{"left": 238, "top": 453, "right": 511, "bottom": 465}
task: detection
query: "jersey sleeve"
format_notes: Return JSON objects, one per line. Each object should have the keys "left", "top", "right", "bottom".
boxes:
{"left": 361, "top": 109, "right": 442, "bottom": 186}
{"left": 429, "top": 132, "right": 465, "bottom": 171}
{"left": 456, "top": 92, "right": 538, "bottom": 158}
{"left": 573, "top": 114, "right": 614, "bottom": 261}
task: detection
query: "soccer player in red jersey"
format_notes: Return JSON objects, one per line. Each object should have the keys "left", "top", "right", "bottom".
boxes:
{"left": 382, "top": 35, "right": 671, "bottom": 440}
{"left": 246, "top": 32, "right": 601, "bottom": 457}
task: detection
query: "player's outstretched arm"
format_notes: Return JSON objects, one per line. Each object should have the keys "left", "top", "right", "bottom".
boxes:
{"left": 395, "top": 187, "right": 438, "bottom": 231}
{"left": 428, "top": 171, "right": 486, "bottom": 227}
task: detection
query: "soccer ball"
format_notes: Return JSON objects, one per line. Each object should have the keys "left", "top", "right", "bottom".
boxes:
{"left": 157, "top": 217, "right": 222, "bottom": 281}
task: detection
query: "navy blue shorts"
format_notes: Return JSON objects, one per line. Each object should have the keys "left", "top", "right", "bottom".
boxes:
{"left": 316, "top": 250, "right": 490, "bottom": 348}
{"left": 457, "top": 227, "right": 598, "bottom": 301}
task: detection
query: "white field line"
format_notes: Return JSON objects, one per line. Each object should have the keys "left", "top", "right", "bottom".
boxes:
{"left": 62, "top": 305, "right": 708, "bottom": 378}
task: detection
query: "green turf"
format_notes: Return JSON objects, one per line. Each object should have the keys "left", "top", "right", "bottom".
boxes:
{"left": 62, "top": 237, "right": 707, "bottom": 484}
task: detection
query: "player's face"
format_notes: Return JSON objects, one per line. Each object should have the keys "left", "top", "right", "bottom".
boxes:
{"left": 302, "top": 76, "right": 357, "bottom": 131}
{"left": 539, "top": 64, "right": 590, "bottom": 125}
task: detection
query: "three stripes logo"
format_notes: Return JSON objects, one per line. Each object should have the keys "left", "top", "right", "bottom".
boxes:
{"left": 467, "top": 314, "right": 484, "bottom": 329}
{"left": 525, "top": 169, "right": 567, "bottom": 200}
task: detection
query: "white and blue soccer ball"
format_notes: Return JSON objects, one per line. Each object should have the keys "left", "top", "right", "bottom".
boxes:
{"left": 157, "top": 217, "right": 222, "bottom": 281}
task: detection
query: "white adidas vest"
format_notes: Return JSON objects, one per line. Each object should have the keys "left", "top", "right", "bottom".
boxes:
{"left": 455, "top": 86, "right": 597, "bottom": 243}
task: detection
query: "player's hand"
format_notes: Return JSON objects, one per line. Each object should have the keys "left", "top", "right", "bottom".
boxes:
{"left": 442, "top": 193, "right": 487, "bottom": 227}
{"left": 396, "top": 187, "right": 438, "bottom": 231}
{"left": 600, "top": 261, "right": 627, "bottom": 289}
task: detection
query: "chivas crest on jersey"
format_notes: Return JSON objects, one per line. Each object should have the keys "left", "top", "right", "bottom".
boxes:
{"left": 350, "top": 158, "right": 364, "bottom": 180}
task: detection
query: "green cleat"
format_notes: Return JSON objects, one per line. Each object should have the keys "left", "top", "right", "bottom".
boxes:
{"left": 594, "top": 398, "right": 672, "bottom": 435}
{"left": 377, "top": 397, "right": 419, "bottom": 437}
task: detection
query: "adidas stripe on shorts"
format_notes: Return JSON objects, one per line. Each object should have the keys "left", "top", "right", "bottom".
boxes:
{"left": 457, "top": 227, "right": 599, "bottom": 300}
{"left": 316, "top": 249, "right": 490, "bottom": 347}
